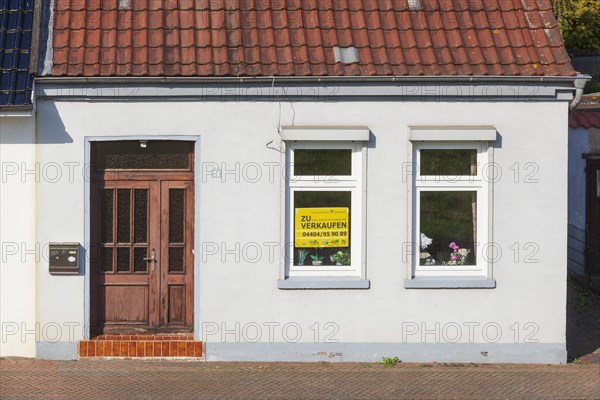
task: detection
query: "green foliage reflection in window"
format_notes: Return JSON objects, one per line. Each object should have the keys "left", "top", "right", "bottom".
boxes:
{"left": 294, "top": 149, "right": 352, "bottom": 176}
{"left": 420, "top": 149, "right": 477, "bottom": 176}
{"left": 419, "top": 191, "right": 476, "bottom": 266}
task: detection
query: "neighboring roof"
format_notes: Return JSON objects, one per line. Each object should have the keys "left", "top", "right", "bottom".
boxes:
{"left": 0, "top": 0, "right": 34, "bottom": 107}
{"left": 577, "top": 93, "right": 600, "bottom": 109}
{"left": 569, "top": 110, "right": 600, "bottom": 129}
{"left": 50, "top": 0, "right": 577, "bottom": 78}
{"left": 570, "top": 94, "right": 600, "bottom": 129}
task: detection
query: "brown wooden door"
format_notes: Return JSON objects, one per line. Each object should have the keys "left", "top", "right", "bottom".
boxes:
{"left": 91, "top": 177, "right": 194, "bottom": 334}
{"left": 586, "top": 158, "right": 600, "bottom": 276}
{"left": 91, "top": 179, "right": 194, "bottom": 333}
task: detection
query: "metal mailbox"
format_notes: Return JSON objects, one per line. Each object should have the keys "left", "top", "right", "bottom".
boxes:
{"left": 49, "top": 243, "right": 80, "bottom": 275}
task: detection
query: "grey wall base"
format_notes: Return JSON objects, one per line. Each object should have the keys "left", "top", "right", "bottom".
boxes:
{"left": 205, "top": 342, "right": 567, "bottom": 364}
{"left": 36, "top": 342, "right": 77, "bottom": 360}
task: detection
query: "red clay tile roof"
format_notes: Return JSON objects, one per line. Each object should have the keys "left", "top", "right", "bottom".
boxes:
{"left": 569, "top": 110, "right": 600, "bottom": 129}
{"left": 51, "top": 0, "right": 577, "bottom": 77}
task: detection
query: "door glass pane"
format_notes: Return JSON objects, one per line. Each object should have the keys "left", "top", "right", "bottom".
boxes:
{"left": 117, "top": 189, "right": 131, "bottom": 243}
{"left": 99, "top": 248, "right": 113, "bottom": 273}
{"left": 294, "top": 149, "right": 352, "bottom": 176}
{"left": 134, "top": 189, "right": 148, "bottom": 243}
{"left": 419, "top": 191, "right": 476, "bottom": 266}
{"left": 133, "top": 247, "right": 148, "bottom": 272}
{"left": 116, "top": 248, "right": 130, "bottom": 272}
{"left": 293, "top": 191, "right": 351, "bottom": 267}
{"left": 420, "top": 149, "right": 477, "bottom": 176}
{"left": 169, "top": 247, "right": 184, "bottom": 272}
{"left": 94, "top": 141, "right": 192, "bottom": 170}
{"left": 100, "top": 189, "right": 114, "bottom": 243}
{"left": 169, "top": 189, "right": 185, "bottom": 243}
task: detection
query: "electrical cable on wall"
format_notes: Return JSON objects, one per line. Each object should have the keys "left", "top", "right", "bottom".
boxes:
{"left": 266, "top": 75, "right": 285, "bottom": 153}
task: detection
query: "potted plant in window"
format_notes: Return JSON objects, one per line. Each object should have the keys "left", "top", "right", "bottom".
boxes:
{"left": 330, "top": 251, "right": 351, "bottom": 266}
{"left": 420, "top": 232, "right": 432, "bottom": 257}
{"left": 442, "top": 242, "right": 470, "bottom": 265}
{"left": 297, "top": 249, "right": 309, "bottom": 266}
{"left": 310, "top": 253, "right": 324, "bottom": 266}
{"left": 310, "top": 249, "right": 325, "bottom": 265}
{"left": 309, "top": 240, "right": 325, "bottom": 266}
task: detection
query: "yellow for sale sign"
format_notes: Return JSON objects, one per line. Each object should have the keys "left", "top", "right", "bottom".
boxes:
{"left": 295, "top": 207, "right": 349, "bottom": 248}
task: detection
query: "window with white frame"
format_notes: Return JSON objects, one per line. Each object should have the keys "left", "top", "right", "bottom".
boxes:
{"left": 412, "top": 141, "right": 490, "bottom": 277}
{"left": 285, "top": 142, "right": 364, "bottom": 277}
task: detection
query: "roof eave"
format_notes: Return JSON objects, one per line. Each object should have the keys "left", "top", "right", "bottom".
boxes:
{"left": 0, "top": 105, "right": 34, "bottom": 117}
{"left": 35, "top": 74, "right": 590, "bottom": 85}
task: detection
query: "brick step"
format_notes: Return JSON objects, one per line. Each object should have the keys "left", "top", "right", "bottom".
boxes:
{"left": 79, "top": 334, "right": 202, "bottom": 358}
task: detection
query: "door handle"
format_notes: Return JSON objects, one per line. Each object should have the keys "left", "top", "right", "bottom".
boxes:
{"left": 143, "top": 249, "right": 156, "bottom": 272}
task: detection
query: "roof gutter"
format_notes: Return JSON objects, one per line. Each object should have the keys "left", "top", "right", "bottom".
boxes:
{"left": 570, "top": 75, "right": 591, "bottom": 111}
{"left": 35, "top": 74, "right": 592, "bottom": 103}
{"left": 34, "top": 74, "right": 589, "bottom": 85}
{"left": 0, "top": 105, "right": 34, "bottom": 117}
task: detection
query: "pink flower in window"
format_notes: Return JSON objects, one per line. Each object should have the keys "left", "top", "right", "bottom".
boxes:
{"left": 444, "top": 242, "right": 470, "bottom": 266}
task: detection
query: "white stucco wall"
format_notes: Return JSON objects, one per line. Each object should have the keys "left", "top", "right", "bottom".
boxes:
{"left": 0, "top": 116, "right": 37, "bottom": 357}
{"left": 32, "top": 99, "right": 569, "bottom": 362}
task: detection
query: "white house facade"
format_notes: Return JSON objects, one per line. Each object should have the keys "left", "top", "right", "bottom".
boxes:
{"left": 0, "top": 0, "right": 592, "bottom": 363}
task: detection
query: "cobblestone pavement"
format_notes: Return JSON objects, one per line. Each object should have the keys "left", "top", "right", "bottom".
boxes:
{"left": 1, "top": 359, "right": 599, "bottom": 400}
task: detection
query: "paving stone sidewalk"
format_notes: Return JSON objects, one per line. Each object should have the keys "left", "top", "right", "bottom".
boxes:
{"left": 1, "top": 359, "right": 599, "bottom": 400}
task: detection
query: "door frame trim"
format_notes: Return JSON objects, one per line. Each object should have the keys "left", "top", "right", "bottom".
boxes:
{"left": 84, "top": 135, "right": 201, "bottom": 339}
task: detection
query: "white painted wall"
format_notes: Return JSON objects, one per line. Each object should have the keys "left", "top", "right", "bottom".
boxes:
{"left": 0, "top": 116, "right": 37, "bottom": 357}
{"left": 33, "top": 99, "right": 569, "bottom": 362}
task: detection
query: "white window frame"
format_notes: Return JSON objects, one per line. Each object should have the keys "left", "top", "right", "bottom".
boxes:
{"left": 284, "top": 141, "right": 366, "bottom": 278}
{"left": 410, "top": 141, "right": 492, "bottom": 278}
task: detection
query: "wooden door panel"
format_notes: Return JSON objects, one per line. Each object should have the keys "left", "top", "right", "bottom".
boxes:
{"left": 101, "top": 284, "right": 149, "bottom": 324}
{"left": 167, "top": 285, "right": 186, "bottom": 324}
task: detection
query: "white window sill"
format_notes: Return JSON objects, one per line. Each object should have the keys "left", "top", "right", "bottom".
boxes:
{"left": 278, "top": 277, "right": 370, "bottom": 290}
{"left": 404, "top": 276, "right": 496, "bottom": 289}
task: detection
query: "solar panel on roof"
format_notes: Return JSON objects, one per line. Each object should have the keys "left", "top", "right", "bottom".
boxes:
{"left": 0, "top": 0, "right": 34, "bottom": 107}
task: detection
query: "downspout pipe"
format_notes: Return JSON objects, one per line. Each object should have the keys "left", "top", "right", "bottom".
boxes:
{"left": 570, "top": 75, "right": 592, "bottom": 111}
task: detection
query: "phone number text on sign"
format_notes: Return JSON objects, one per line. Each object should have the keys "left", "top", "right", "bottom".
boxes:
{"left": 295, "top": 207, "right": 349, "bottom": 248}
